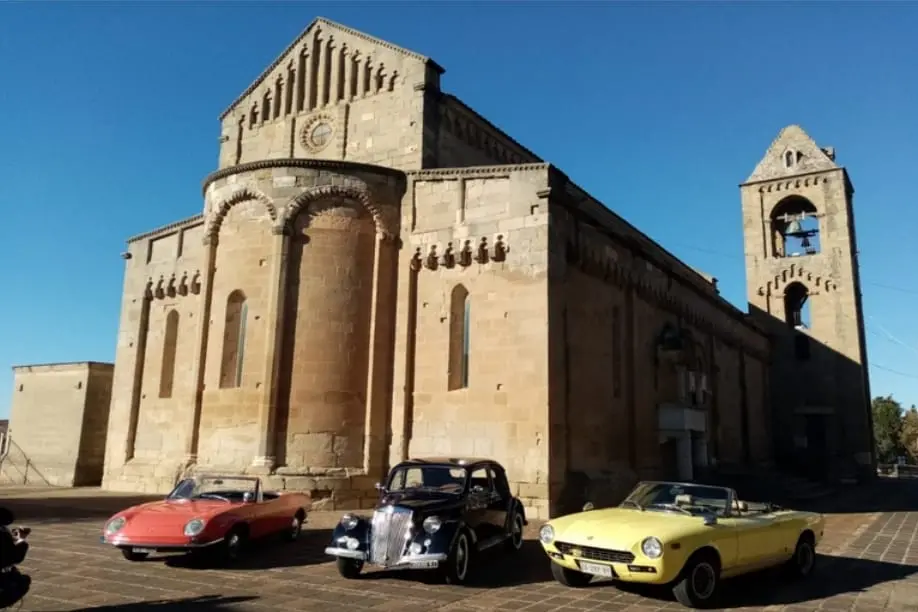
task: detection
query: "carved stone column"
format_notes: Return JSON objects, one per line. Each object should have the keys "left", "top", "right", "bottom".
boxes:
{"left": 251, "top": 225, "right": 290, "bottom": 471}
{"left": 184, "top": 235, "right": 218, "bottom": 463}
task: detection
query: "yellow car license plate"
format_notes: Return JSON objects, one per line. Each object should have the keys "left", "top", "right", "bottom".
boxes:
{"left": 578, "top": 561, "right": 613, "bottom": 578}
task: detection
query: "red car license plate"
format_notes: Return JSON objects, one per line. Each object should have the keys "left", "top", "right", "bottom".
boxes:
{"left": 133, "top": 547, "right": 155, "bottom": 554}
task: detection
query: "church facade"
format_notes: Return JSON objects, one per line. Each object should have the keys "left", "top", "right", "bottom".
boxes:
{"left": 6, "top": 18, "right": 873, "bottom": 516}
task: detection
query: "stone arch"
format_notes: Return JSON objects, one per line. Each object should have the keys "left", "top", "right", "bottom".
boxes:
{"left": 203, "top": 186, "right": 278, "bottom": 244}
{"left": 763, "top": 263, "right": 836, "bottom": 295}
{"left": 281, "top": 185, "right": 393, "bottom": 238}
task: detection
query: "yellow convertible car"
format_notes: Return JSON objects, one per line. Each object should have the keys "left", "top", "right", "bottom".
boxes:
{"left": 539, "top": 481, "right": 824, "bottom": 608}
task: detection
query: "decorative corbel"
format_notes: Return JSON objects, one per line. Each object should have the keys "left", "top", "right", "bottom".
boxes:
{"left": 491, "top": 235, "right": 508, "bottom": 263}
{"left": 166, "top": 274, "right": 177, "bottom": 298}
{"left": 458, "top": 240, "right": 473, "bottom": 267}
{"left": 143, "top": 280, "right": 154, "bottom": 301}
{"left": 441, "top": 242, "right": 456, "bottom": 269}
{"left": 475, "top": 237, "right": 489, "bottom": 264}
{"left": 152, "top": 276, "right": 165, "bottom": 300}
{"left": 178, "top": 272, "right": 189, "bottom": 296}
{"left": 424, "top": 245, "right": 439, "bottom": 270}
{"left": 190, "top": 270, "right": 202, "bottom": 295}
{"left": 410, "top": 247, "right": 423, "bottom": 271}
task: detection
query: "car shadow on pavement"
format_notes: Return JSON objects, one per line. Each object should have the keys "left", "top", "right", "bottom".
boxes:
{"left": 353, "top": 540, "right": 553, "bottom": 587}
{"left": 611, "top": 554, "right": 918, "bottom": 608}
{"left": 161, "top": 529, "right": 333, "bottom": 571}
{"left": 74, "top": 595, "right": 258, "bottom": 611}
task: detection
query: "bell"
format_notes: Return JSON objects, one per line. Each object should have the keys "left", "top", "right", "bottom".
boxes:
{"left": 785, "top": 219, "right": 804, "bottom": 235}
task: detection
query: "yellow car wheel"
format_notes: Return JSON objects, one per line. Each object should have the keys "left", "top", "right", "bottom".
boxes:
{"left": 785, "top": 534, "right": 816, "bottom": 579}
{"left": 550, "top": 561, "right": 592, "bottom": 588}
{"left": 672, "top": 551, "right": 721, "bottom": 609}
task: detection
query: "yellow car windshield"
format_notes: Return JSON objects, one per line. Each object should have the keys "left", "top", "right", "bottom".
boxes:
{"left": 621, "top": 482, "right": 730, "bottom": 516}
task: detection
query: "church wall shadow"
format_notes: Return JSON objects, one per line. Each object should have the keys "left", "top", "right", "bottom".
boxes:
{"left": 0, "top": 494, "right": 162, "bottom": 522}
{"left": 73, "top": 595, "right": 258, "bottom": 611}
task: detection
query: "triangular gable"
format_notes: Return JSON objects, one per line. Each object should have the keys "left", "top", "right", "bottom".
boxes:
{"left": 219, "top": 17, "right": 443, "bottom": 120}
{"left": 744, "top": 125, "right": 839, "bottom": 184}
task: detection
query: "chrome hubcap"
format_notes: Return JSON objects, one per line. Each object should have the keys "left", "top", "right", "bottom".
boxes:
{"left": 227, "top": 534, "right": 240, "bottom": 558}
{"left": 691, "top": 562, "right": 716, "bottom": 600}
{"left": 291, "top": 517, "right": 301, "bottom": 538}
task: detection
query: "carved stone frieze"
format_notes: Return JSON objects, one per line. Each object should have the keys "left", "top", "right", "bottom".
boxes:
{"left": 409, "top": 234, "right": 510, "bottom": 271}
{"left": 144, "top": 271, "right": 202, "bottom": 301}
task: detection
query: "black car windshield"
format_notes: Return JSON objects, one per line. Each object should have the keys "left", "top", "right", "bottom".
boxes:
{"left": 621, "top": 482, "right": 731, "bottom": 517}
{"left": 387, "top": 465, "right": 467, "bottom": 494}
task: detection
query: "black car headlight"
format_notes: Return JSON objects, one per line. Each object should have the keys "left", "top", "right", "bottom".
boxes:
{"left": 422, "top": 516, "right": 442, "bottom": 534}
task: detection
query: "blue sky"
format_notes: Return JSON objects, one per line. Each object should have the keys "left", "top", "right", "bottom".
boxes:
{"left": 1, "top": 1, "right": 916, "bottom": 419}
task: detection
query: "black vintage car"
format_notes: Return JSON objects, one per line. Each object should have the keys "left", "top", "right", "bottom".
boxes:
{"left": 325, "top": 457, "right": 528, "bottom": 585}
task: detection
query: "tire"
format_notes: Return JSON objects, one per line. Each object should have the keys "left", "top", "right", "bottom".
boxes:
{"left": 121, "top": 549, "right": 149, "bottom": 562}
{"left": 336, "top": 557, "right": 364, "bottom": 579}
{"left": 785, "top": 534, "right": 816, "bottom": 579}
{"left": 216, "top": 526, "right": 247, "bottom": 565}
{"left": 284, "top": 511, "right": 305, "bottom": 542}
{"left": 443, "top": 529, "right": 473, "bottom": 585}
{"left": 550, "top": 561, "right": 592, "bottom": 587}
{"left": 505, "top": 510, "right": 525, "bottom": 552}
{"left": 672, "top": 552, "right": 721, "bottom": 609}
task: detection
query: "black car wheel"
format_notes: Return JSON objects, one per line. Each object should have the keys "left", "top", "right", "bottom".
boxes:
{"left": 550, "top": 562, "right": 592, "bottom": 587}
{"left": 785, "top": 534, "right": 816, "bottom": 578}
{"left": 284, "top": 511, "right": 305, "bottom": 542}
{"left": 443, "top": 529, "right": 472, "bottom": 585}
{"left": 672, "top": 552, "right": 721, "bottom": 609}
{"left": 336, "top": 557, "right": 364, "bottom": 579}
{"left": 121, "top": 549, "right": 149, "bottom": 562}
{"left": 505, "top": 510, "right": 524, "bottom": 552}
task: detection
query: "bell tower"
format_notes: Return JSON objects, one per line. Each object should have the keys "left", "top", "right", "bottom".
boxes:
{"left": 740, "top": 125, "right": 874, "bottom": 482}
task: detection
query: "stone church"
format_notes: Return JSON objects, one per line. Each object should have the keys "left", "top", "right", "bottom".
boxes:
{"left": 4, "top": 17, "right": 873, "bottom": 517}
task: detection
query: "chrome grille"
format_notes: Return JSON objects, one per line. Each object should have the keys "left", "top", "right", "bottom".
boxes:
{"left": 555, "top": 541, "right": 635, "bottom": 564}
{"left": 369, "top": 506, "right": 412, "bottom": 566}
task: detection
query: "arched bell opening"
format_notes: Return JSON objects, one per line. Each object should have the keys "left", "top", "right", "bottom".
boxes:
{"left": 771, "top": 196, "right": 820, "bottom": 258}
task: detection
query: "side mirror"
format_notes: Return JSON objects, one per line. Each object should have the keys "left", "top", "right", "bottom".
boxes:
{"left": 582, "top": 502, "right": 595, "bottom": 512}
{"left": 470, "top": 485, "right": 486, "bottom": 495}
{"left": 703, "top": 514, "right": 718, "bottom": 526}
{"left": 374, "top": 482, "right": 385, "bottom": 492}
{"left": 242, "top": 492, "right": 255, "bottom": 503}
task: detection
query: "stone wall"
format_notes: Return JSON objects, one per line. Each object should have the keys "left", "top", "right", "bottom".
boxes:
{"left": 389, "top": 164, "right": 553, "bottom": 518}
{"left": 546, "top": 172, "right": 771, "bottom": 516}
{"left": 4, "top": 362, "right": 113, "bottom": 486}
{"left": 217, "top": 19, "right": 438, "bottom": 172}
{"left": 102, "top": 159, "right": 406, "bottom": 499}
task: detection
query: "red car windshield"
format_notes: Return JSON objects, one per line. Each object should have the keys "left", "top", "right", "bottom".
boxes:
{"left": 168, "top": 477, "right": 258, "bottom": 502}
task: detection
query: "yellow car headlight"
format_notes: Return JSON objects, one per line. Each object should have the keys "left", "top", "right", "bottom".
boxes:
{"left": 539, "top": 524, "right": 554, "bottom": 544}
{"left": 641, "top": 536, "right": 663, "bottom": 559}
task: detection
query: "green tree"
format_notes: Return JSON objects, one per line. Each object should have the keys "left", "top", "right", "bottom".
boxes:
{"left": 872, "top": 395, "right": 904, "bottom": 464}
{"left": 900, "top": 405, "right": 918, "bottom": 462}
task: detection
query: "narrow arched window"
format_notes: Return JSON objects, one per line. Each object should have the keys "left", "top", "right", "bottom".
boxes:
{"left": 220, "top": 290, "right": 248, "bottom": 388}
{"left": 448, "top": 284, "right": 470, "bottom": 390}
{"left": 159, "top": 310, "right": 179, "bottom": 398}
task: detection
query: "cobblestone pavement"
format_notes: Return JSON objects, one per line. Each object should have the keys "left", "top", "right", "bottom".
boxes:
{"left": 2, "top": 479, "right": 917, "bottom": 612}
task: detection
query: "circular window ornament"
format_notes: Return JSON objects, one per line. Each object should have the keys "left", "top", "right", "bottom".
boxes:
{"left": 301, "top": 116, "right": 335, "bottom": 153}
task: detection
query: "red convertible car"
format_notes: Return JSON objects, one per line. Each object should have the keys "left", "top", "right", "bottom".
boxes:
{"left": 100, "top": 475, "right": 310, "bottom": 564}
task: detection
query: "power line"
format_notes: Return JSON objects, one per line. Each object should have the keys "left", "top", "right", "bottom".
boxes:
{"left": 667, "top": 242, "right": 917, "bottom": 296}
{"left": 870, "top": 363, "right": 918, "bottom": 381}
{"left": 661, "top": 241, "right": 917, "bottom": 382}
